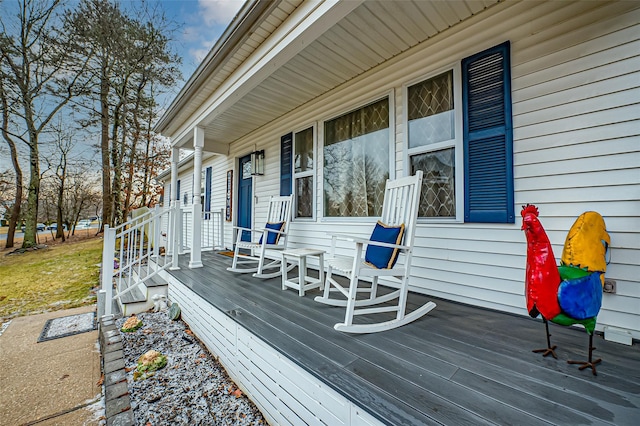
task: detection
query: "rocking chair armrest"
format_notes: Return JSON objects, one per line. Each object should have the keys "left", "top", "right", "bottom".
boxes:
{"left": 329, "top": 233, "right": 361, "bottom": 242}
{"left": 255, "top": 227, "right": 287, "bottom": 235}
{"left": 231, "top": 225, "right": 253, "bottom": 233}
{"left": 231, "top": 225, "right": 260, "bottom": 243}
{"left": 232, "top": 225, "right": 286, "bottom": 235}
{"left": 329, "top": 233, "right": 409, "bottom": 251}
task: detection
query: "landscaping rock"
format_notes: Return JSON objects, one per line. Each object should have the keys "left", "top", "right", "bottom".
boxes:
{"left": 116, "top": 311, "right": 265, "bottom": 425}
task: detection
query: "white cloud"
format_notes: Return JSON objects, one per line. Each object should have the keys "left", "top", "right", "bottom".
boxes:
{"left": 198, "top": 0, "right": 243, "bottom": 26}
{"left": 167, "top": 0, "right": 243, "bottom": 81}
{"left": 190, "top": 38, "right": 218, "bottom": 63}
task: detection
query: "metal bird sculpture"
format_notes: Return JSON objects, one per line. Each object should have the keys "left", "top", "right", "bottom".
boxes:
{"left": 521, "top": 204, "right": 610, "bottom": 375}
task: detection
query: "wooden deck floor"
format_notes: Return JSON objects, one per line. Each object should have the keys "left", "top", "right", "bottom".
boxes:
{"left": 165, "top": 251, "right": 639, "bottom": 426}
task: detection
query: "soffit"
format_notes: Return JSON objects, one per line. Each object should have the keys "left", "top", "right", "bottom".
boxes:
{"left": 159, "top": 0, "right": 302, "bottom": 138}
{"left": 171, "top": 0, "right": 501, "bottom": 150}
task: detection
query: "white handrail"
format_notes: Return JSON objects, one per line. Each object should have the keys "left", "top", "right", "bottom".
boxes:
{"left": 101, "top": 205, "right": 176, "bottom": 317}
{"left": 100, "top": 205, "right": 225, "bottom": 317}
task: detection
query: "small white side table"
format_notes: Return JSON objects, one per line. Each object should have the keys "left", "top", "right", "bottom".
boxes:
{"left": 281, "top": 248, "right": 325, "bottom": 296}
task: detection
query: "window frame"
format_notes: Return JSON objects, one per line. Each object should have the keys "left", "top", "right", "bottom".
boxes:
{"left": 292, "top": 123, "right": 317, "bottom": 221}
{"left": 403, "top": 63, "right": 464, "bottom": 223}
{"left": 200, "top": 169, "right": 206, "bottom": 207}
{"left": 320, "top": 90, "right": 395, "bottom": 222}
{"left": 204, "top": 166, "right": 212, "bottom": 217}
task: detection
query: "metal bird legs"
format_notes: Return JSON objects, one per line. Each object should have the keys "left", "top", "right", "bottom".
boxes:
{"left": 568, "top": 333, "right": 601, "bottom": 376}
{"left": 533, "top": 318, "right": 601, "bottom": 376}
{"left": 533, "top": 318, "right": 558, "bottom": 359}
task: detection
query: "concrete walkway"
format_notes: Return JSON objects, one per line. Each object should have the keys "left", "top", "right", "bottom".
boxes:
{"left": 0, "top": 305, "right": 102, "bottom": 426}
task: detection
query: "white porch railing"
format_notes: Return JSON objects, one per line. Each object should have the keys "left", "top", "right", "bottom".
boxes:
{"left": 99, "top": 205, "right": 225, "bottom": 318}
{"left": 100, "top": 205, "right": 175, "bottom": 317}
{"left": 180, "top": 208, "right": 225, "bottom": 252}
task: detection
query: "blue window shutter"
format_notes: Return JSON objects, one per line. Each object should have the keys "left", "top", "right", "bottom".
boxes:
{"left": 280, "top": 133, "right": 293, "bottom": 196}
{"left": 205, "top": 167, "right": 212, "bottom": 216}
{"left": 462, "top": 41, "right": 514, "bottom": 223}
{"left": 176, "top": 180, "right": 181, "bottom": 201}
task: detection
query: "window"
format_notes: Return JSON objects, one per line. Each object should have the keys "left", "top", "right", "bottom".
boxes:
{"left": 324, "top": 97, "right": 390, "bottom": 217}
{"left": 407, "top": 70, "right": 458, "bottom": 218}
{"left": 204, "top": 167, "right": 212, "bottom": 217}
{"left": 200, "top": 169, "right": 206, "bottom": 207}
{"left": 293, "top": 127, "right": 315, "bottom": 218}
{"left": 406, "top": 41, "right": 513, "bottom": 223}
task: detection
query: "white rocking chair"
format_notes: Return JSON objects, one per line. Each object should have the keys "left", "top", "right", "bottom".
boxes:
{"left": 227, "top": 195, "right": 294, "bottom": 279}
{"left": 315, "top": 171, "right": 436, "bottom": 333}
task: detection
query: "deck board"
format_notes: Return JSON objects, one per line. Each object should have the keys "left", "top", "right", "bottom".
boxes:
{"left": 165, "top": 251, "right": 640, "bottom": 426}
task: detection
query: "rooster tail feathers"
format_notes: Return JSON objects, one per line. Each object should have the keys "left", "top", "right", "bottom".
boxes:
{"left": 561, "top": 211, "right": 610, "bottom": 279}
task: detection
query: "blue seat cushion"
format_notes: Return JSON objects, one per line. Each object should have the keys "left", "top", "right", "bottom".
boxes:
{"left": 259, "top": 221, "right": 285, "bottom": 245}
{"left": 364, "top": 221, "right": 405, "bottom": 269}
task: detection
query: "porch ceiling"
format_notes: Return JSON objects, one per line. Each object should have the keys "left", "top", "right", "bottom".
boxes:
{"left": 165, "top": 0, "right": 500, "bottom": 151}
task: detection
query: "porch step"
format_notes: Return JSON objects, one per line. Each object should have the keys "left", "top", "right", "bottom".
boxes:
{"left": 143, "top": 273, "right": 168, "bottom": 289}
{"left": 120, "top": 286, "right": 146, "bottom": 304}
{"left": 119, "top": 270, "right": 169, "bottom": 316}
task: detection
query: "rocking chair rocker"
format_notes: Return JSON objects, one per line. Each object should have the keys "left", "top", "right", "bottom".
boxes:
{"left": 315, "top": 171, "right": 436, "bottom": 333}
{"left": 227, "top": 195, "right": 293, "bottom": 279}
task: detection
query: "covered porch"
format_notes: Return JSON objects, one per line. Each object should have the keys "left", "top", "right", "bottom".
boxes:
{"left": 158, "top": 250, "right": 639, "bottom": 426}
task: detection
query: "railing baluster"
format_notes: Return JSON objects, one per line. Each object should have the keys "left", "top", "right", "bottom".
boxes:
{"left": 152, "top": 205, "right": 160, "bottom": 259}
{"left": 219, "top": 208, "right": 224, "bottom": 249}
{"left": 118, "top": 230, "right": 125, "bottom": 297}
{"left": 101, "top": 205, "right": 183, "bottom": 316}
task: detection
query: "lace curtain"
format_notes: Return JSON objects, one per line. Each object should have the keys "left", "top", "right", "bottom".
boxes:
{"left": 324, "top": 98, "right": 389, "bottom": 217}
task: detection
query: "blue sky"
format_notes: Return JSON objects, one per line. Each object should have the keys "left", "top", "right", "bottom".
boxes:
{"left": 158, "top": 0, "right": 244, "bottom": 85}
{"left": 0, "top": 0, "right": 243, "bottom": 170}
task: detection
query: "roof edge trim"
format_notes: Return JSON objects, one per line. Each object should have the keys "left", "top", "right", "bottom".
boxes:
{"left": 155, "top": 0, "right": 279, "bottom": 134}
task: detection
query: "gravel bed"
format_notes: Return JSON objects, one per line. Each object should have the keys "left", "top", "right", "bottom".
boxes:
{"left": 116, "top": 311, "right": 266, "bottom": 425}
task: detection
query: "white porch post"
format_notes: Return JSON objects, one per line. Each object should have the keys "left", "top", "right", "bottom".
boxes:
{"left": 189, "top": 127, "right": 204, "bottom": 268}
{"left": 170, "top": 147, "right": 180, "bottom": 270}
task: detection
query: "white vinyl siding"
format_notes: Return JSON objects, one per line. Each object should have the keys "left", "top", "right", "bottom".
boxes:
{"left": 179, "top": 2, "right": 640, "bottom": 338}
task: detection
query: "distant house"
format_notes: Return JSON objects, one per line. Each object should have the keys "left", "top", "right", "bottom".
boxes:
{"left": 156, "top": 0, "right": 639, "bottom": 341}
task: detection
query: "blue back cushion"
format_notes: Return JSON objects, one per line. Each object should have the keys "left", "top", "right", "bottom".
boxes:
{"left": 259, "top": 221, "right": 285, "bottom": 245}
{"left": 365, "top": 221, "right": 405, "bottom": 269}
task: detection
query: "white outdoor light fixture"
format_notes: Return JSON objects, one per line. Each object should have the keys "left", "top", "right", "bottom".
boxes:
{"left": 251, "top": 150, "right": 265, "bottom": 175}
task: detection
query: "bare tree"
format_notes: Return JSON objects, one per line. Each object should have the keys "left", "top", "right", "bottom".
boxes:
{"left": 68, "top": 0, "right": 180, "bottom": 228}
{"left": 65, "top": 166, "right": 101, "bottom": 235}
{"left": 0, "top": 73, "right": 24, "bottom": 248}
{"left": 0, "top": 0, "right": 90, "bottom": 248}
{"left": 44, "top": 119, "right": 78, "bottom": 241}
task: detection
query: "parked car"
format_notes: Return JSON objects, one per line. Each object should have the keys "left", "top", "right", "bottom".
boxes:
{"left": 75, "top": 219, "right": 93, "bottom": 229}
{"left": 21, "top": 223, "right": 46, "bottom": 232}
{"left": 47, "top": 223, "right": 67, "bottom": 231}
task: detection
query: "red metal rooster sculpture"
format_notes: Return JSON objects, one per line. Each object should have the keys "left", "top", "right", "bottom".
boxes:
{"left": 521, "top": 204, "right": 610, "bottom": 375}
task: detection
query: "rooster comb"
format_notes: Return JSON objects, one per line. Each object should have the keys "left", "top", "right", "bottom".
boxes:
{"left": 521, "top": 204, "right": 539, "bottom": 218}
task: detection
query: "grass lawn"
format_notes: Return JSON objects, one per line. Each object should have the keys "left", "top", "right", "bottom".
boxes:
{"left": 0, "top": 237, "right": 103, "bottom": 321}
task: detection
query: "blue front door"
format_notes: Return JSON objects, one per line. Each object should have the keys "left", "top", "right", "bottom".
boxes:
{"left": 237, "top": 154, "right": 253, "bottom": 241}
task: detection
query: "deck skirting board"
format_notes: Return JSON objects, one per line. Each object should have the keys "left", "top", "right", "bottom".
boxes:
{"left": 160, "top": 270, "right": 379, "bottom": 426}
